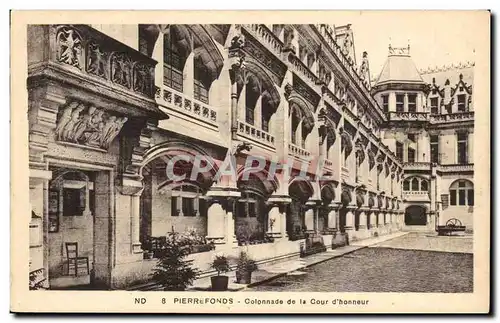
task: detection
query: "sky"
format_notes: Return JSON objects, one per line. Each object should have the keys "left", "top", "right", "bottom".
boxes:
{"left": 329, "top": 11, "right": 486, "bottom": 80}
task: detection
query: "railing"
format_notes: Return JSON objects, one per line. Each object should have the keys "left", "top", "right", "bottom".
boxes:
{"left": 430, "top": 111, "right": 474, "bottom": 123}
{"left": 403, "top": 162, "right": 431, "bottom": 171}
{"left": 47, "top": 24, "right": 156, "bottom": 99}
{"left": 157, "top": 86, "right": 218, "bottom": 127}
{"left": 243, "top": 24, "right": 283, "bottom": 57}
{"left": 287, "top": 53, "right": 319, "bottom": 88}
{"left": 403, "top": 191, "right": 430, "bottom": 200}
{"left": 289, "top": 143, "right": 311, "bottom": 158}
{"left": 437, "top": 163, "right": 474, "bottom": 173}
{"left": 387, "top": 111, "right": 429, "bottom": 122}
{"left": 237, "top": 120, "right": 275, "bottom": 147}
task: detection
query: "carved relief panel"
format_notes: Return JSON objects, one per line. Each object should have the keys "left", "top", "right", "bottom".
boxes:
{"left": 54, "top": 100, "right": 128, "bottom": 150}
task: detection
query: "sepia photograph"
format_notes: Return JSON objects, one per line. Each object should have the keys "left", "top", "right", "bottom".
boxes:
{"left": 11, "top": 10, "right": 490, "bottom": 313}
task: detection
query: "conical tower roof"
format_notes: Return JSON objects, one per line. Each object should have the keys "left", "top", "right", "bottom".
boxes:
{"left": 374, "top": 45, "right": 424, "bottom": 86}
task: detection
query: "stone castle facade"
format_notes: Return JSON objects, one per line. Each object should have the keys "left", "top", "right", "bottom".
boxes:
{"left": 27, "top": 24, "right": 474, "bottom": 289}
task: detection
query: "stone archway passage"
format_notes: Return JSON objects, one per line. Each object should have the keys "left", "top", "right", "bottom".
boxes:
{"left": 405, "top": 205, "right": 427, "bottom": 225}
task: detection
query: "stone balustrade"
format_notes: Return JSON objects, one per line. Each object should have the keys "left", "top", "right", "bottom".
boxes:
{"left": 288, "top": 143, "right": 311, "bottom": 159}
{"left": 387, "top": 111, "right": 429, "bottom": 122}
{"left": 243, "top": 24, "right": 283, "bottom": 57}
{"left": 430, "top": 111, "right": 474, "bottom": 123}
{"left": 237, "top": 120, "right": 275, "bottom": 148}
{"left": 157, "top": 86, "right": 218, "bottom": 127}
{"left": 437, "top": 163, "right": 474, "bottom": 173}
{"left": 287, "top": 52, "right": 319, "bottom": 90}
{"left": 403, "top": 162, "right": 432, "bottom": 171}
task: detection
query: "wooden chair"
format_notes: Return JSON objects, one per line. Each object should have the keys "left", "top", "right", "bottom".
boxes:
{"left": 65, "top": 242, "right": 89, "bottom": 277}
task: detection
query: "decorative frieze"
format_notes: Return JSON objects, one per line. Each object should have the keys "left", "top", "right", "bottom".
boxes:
{"left": 242, "top": 29, "right": 287, "bottom": 84}
{"left": 52, "top": 25, "right": 156, "bottom": 98}
{"left": 54, "top": 100, "right": 128, "bottom": 150}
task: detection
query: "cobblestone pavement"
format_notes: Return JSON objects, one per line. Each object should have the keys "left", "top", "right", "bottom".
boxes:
{"left": 249, "top": 232, "right": 473, "bottom": 293}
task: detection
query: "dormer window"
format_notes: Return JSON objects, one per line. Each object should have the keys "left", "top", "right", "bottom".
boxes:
{"left": 430, "top": 97, "right": 439, "bottom": 114}
{"left": 457, "top": 94, "right": 467, "bottom": 112}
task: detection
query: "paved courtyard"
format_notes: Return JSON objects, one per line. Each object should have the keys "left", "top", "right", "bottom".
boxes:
{"left": 249, "top": 232, "right": 473, "bottom": 293}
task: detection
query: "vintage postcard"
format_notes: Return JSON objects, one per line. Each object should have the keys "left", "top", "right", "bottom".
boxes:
{"left": 10, "top": 10, "right": 490, "bottom": 313}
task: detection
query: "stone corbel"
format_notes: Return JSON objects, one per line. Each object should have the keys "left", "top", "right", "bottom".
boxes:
{"left": 28, "top": 86, "right": 67, "bottom": 169}
{"left": 117, "top": 118, "right": 158, "bottom": 194}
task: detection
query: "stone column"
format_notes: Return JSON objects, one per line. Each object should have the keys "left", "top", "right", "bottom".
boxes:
{"left": 369, "top": 211, "right": 377, "bottom": 230}
{"left": 327, "top": 205, "right": 337, "bottom": 232}
{"left": 206, "top": 196, "right": 238, "bottom": 248}
{"left": 130, "top": 192, "right": 142, "bottom": 253}
{"left": 304, "top": 200, "right": 316, "bottom": 233}
{"left": 358, "top": 210, "right": 368, "bottom": 238}
{"left": 344, "top": 207, "right": 355, "bottom": 235}
{"left": 267, "top": 195, "right": 291, "bottom": 240}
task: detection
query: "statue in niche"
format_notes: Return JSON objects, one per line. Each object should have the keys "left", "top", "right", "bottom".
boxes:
{"left": 55, "top": 102, "right": 79, "bottom": 139}
{"left": 60, "top": 104, "right": 85, "bottom": 141}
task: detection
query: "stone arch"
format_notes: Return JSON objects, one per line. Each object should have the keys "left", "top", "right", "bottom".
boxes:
{"left": 240, "top": 58, "right": 281, "bottom": 109}
{"left": 237, "top": 167, "right": 279, "bottom": 198}
{"left": 140, "top": 140, "right": 219, "bottom": 191}
{"left": 186, "top": 24, "right": 224, "bottom": 80}
{"left": 288, "top": 94, "right": 315, "bottom": 133}
{"left": 340, "top": 130, "right": 353, "bottom": 157}
{"left": 288, "top": 177, "right": 314, "bottom": 203}
{"left": 320, "top": 182, "right": 336, "bottom": 205}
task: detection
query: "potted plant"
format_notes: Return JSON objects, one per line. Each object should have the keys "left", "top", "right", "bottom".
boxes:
{"left": 152, "top": 232, "right": 198, "bottom": 291}
{"left": 210, "top": 255, "right": 231, "bottom": 291}
{"left": 235, "top": 251, "right": 258, "bottom": 284}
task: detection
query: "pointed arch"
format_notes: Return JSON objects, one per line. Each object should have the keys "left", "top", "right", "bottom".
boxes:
{"left": 242, "top": 58, "right": 282, "bottom": 109}
{"left": 288, "top": 177, "right": 314, "bottom": 202}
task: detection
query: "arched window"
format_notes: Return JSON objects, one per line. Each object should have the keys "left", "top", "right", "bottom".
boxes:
{"left": 261, "top": 94, "right": 273, "bottom": 132}
{"left": 193, "top": 56, "right": 210, "bottom": 104}
{"left": 341, "top": 133, "right": 353, "bottom": 164}
{"left": 245, "top": 74, "right": 260, "bottom": 125}
{"left": 449, "top": 180, "right": 474, "bottom": 206}
{"left": 291, "top": 109, "right": 300, "bottom": 145}
{"left": 163, "top": 26, "right": 188, "bottom": 92}
{"left": 403, "top": 179, "right": 410, "bottom": 191}
{"left": 420, "top": 179, "right": 428, "bottom": 192}
{"left": 411, "top": 178, "right": 419, "bottom": 191}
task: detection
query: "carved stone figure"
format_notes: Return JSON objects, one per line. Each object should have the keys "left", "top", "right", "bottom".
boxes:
{"left": 99, "top": 115, "right": 117, "bottom": 147}
{"left": 101, "top": 117, "right": 128, "bottom": 149}
{"left": 87, "top": 43, "right": 108, "bottom": 78}
{"left": 60, "top": 104, "right": 85, "bottom": 141}
{"left": 55, "top": 102, "right": 79, "bottom": 139}
{"left": 112, "top": 54, "right": 131, "bottom": 87}
{"left": 72, "top": 106, "right": 97, "bottom": 143}
{"left": 57, "top": 27, "right": 83, "bottom": 68}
